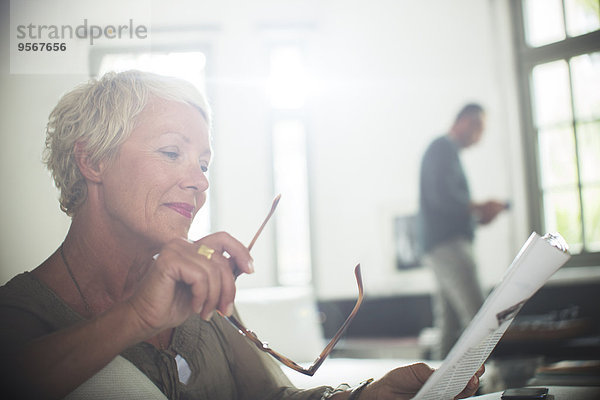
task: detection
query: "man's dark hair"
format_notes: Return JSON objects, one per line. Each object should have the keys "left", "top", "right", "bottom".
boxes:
{"left": 455, "top": 103, "right": 484, "bottom": 123}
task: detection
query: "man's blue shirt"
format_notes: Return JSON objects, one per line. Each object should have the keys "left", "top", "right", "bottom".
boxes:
{"left": 419, "top": 135, "right": 474, "bottom": 253}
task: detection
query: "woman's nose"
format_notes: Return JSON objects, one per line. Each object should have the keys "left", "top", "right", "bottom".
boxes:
{"left": 182, "top": 163, "right": 209, "bottom": 192}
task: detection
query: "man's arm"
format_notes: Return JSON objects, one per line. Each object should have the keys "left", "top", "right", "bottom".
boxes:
{"left": 471, "top": 200, "right": 508, "bottom": 225}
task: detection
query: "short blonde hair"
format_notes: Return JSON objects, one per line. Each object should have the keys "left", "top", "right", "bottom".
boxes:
{"left": 44, "top": 70, "right": 211, "bottom": 216}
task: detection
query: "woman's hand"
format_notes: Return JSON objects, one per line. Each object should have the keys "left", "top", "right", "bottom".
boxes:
{"left": 127, "top": 232, "right": 254, "bottom": 335}
{"left": 8, "top": 232, "right": 253, "bottom": 399}
{"left": 355, "top": 363, "right": 484, "bottom": 400}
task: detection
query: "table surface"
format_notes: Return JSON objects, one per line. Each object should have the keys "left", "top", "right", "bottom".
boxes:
{"left": 472, "top": 386, "right": 600, "bottom": 400}
{"left": 283, "top": 358, "right": 600, "bottom": 400}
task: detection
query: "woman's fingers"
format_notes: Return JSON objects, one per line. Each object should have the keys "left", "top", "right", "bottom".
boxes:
{"left": 217, "top": 264, "right": 236, "bottom": 316}
{"left": 455, "top": 375, "right": 479, "bottom": 399}
{"left": 196, "top": 232, "right": 255, "bottom": 275}
{"left": 171, "top": 255, "right": 209, "bottom": 314}
{"left": 476, "top": 364, "right": 485, "bottom": 377}
{"left": 172, "top": 232, "right": 253, "bottom": 320}
{"left": 170, "top": 238, "right": 232, "bottom": 320}
{"left": 132, "top": 232, "right": 252, "bottom": 331}
{"left": 454, "top": 364, "right": 484, "bottom": 399}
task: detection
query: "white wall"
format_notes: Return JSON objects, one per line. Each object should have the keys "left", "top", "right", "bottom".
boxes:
{"left": 0, "top": 0, "right": 529, "bottom": 300}
{"left": 0, "top": 0, "right": 82, "bottom": 280}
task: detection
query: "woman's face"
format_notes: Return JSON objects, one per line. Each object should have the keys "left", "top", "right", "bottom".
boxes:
{"left": 98, "top": 97, "right": 211, "bottom": 247}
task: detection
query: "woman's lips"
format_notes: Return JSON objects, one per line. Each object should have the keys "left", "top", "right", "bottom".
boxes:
{"left": 165, "top": 203, "right": 194, "bottom": 219}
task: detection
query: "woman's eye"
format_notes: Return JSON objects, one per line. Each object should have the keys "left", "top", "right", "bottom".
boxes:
{"left": 201, "top": 165, "right": 208, "bottom": 173}
{"left": 161, "top": 151, "right": 179, "bottom": 160}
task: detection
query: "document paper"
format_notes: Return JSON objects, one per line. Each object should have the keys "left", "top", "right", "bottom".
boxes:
{"left": 412, "top": 232, "right": 571, "bottom": 400}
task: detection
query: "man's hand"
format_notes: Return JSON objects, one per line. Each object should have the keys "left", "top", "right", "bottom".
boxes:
{"left": 472, "top": 200, "right": 508, "bottom": 225}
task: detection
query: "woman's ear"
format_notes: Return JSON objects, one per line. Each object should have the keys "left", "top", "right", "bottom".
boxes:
{"left": 74, "top": 141, "right": 104, "bottom": 183}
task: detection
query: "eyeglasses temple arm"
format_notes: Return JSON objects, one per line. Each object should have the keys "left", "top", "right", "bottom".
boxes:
{"left": 247, "top": 194, "right": 281, "bottom": 251}
{"left": 223, "top": 264, "right": 363, "bottom": 377}
{"left": 223, "top": 313, "right": 312, "bottom": 373}
{"left": 306, "top": 264, "right": 363, "bottom": 375}
{"left": 232, "top": 194, "right": 281, "bottom": 278}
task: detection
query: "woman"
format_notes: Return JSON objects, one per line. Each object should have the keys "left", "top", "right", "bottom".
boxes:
{"left": 0, "top": 70, "right": 482, "bottom": 399}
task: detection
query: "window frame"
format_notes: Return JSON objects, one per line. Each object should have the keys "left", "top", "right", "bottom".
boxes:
{"left": 511, "top": 0, "right": 600, "bottom": 266}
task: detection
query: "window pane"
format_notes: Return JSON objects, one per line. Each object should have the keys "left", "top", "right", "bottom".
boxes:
{"left": 98, "top": 52, "right": 207, "bottom": 92}
{"left": 538, "top": 126, "right": 579, "bottom": 188}
{"left": 565, "top": 0, "right": 600, "bottom": 37}
{"left": 268, "top": 46, "right": 308, "bottom": 110}
{"left": 577, "top": 122, "right": 600, "bottom": 184}
{"left": 571, "top": 52, "right": 600, "bottom": 121}
{"left": 272, "top": 119, "right": 312, "bottom": 285}
{"left": 523, "top": 0, "right": 566, "bottom": 47}
{"left": 531, "top": 61, "right": 573, "bottom": 127}
{"left": 543, "top": 189, "right": 583, "bottom": 253}
{"left": 583, "top": 185, "right": 600, "bottom": 252}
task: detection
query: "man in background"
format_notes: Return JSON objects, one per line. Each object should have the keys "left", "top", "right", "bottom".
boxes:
{"left": 419, "top": 103, "right": 508, "bottom": 359}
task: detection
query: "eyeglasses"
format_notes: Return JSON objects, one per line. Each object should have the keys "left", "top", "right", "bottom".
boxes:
{"left": 223, "top": 194, "right": 364, "bottom": 376}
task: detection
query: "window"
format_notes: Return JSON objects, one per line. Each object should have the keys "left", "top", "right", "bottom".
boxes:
{"left": 93, "top": 49, "right": 211, "bottom": 241}
{"left": 268, "top": 45, "right": 313, "bottom": 285}
{"left": 272, "top": 119, "right": 312, "bottom": 285}
{"left": 513, "top": 0, "right": 600, "bottom": 264}
{"left": 522, "top": 0, "right": 599, "bottom": 47}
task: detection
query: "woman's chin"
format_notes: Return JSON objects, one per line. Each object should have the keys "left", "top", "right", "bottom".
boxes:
{"left": 139, "top": 226, "right": 190, "bottom": 250}
{"left": 162, "top": 226, "right": 192, "bottom": 243}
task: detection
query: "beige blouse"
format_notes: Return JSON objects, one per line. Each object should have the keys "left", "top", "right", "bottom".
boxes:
{"left": 0, "top": 272, "right": 330, "bottom": 399}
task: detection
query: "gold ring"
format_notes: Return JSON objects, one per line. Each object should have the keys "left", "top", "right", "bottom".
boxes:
{"left": 197, "top": 244, "right": 215, "bottom": 260}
